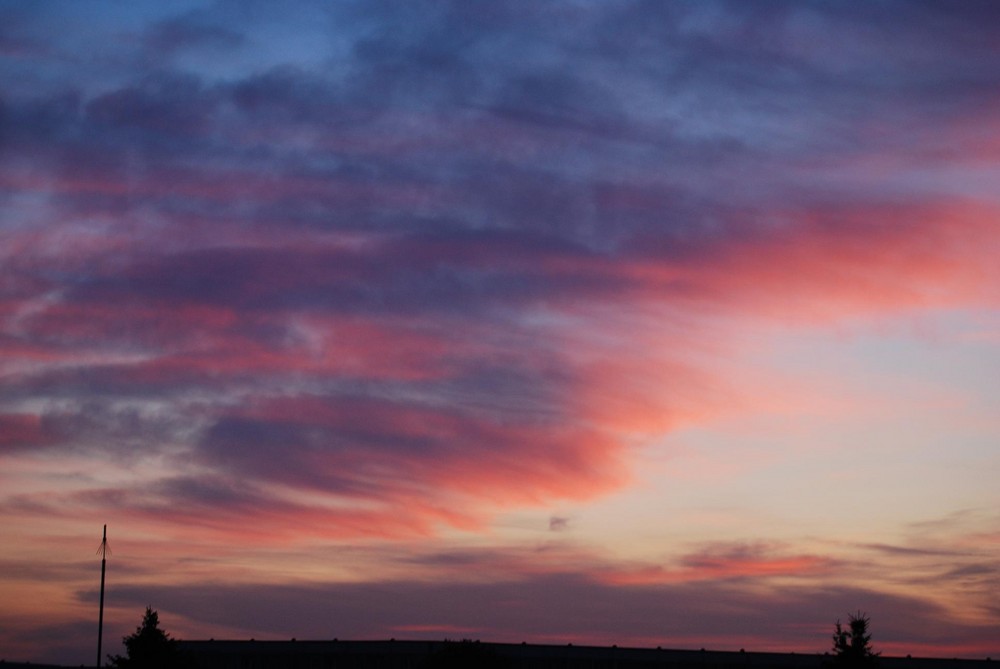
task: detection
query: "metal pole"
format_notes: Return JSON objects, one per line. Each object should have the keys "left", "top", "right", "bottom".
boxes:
{"left": 97, "top": 525, "right": 107, "bottom": 669}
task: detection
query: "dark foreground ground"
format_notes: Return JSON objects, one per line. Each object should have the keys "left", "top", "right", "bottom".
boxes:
{"left": 4, "top": 640, "right": 994, "bottom": 669}
{"left": 177, "top": 640, "right": 996, "bottom": 669}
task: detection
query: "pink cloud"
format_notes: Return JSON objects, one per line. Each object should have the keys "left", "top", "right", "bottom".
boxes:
{"left": 599, "top": 544, "right": 839, "bottom": 586}
{"left": 3, "top": 193, "right": 995, "bottom": 541}
{"left": 200, "top": 392, "right": 629, "bottom": 512}
{"left": 620, "top": 199, "right": 1000, "bottom": 321}
{"left": 0, "top": 413, "right": 57, "bottom": 451}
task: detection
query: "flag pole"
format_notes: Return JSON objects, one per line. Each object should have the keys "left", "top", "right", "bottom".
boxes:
{"left": 97, "top": 525, "right": 108, "bottom": 668}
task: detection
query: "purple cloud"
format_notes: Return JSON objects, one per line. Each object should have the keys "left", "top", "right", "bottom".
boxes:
{"left": 2, "top": 1, "right": 999, "bottom": 663}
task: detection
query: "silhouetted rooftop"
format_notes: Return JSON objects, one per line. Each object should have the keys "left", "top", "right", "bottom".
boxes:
{"left": 174, "top": 639, "right": 995, "bottom": 669}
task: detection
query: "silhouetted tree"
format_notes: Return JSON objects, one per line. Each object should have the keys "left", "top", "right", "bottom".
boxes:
{"left": 832, "top": 611, "right": 879, "bottom": 667}
{"left": 108, "top": 607, "right": 181, "bottom": 669}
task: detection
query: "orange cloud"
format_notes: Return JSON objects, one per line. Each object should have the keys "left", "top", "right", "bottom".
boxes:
{"left": 599, "top": 544, "right": 838, "bottom": 586}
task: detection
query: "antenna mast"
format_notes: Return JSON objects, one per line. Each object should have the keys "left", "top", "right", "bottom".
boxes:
{"left": 96, "top": 525, "right": 109, "bottom": 669}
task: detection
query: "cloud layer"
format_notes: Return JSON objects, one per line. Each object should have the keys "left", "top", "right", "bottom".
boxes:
{"left": 2, "top": 0, "right": 999, "bottom": 663}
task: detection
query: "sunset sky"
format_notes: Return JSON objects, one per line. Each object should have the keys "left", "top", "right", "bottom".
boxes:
{"left": 1, "top": 1, "right": 999, "bottom": 664}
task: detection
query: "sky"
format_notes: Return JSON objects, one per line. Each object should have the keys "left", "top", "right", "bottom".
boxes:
{"left": 1, "top": 0, "right": 999, "bottom": 663}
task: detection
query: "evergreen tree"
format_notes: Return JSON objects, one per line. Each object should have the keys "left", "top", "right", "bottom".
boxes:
{"left": 108, "top": 607, "right": 181, "bottom": 669}
{"left": 832, "top": 611, "right": 879, "bottom": 667}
